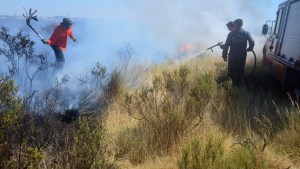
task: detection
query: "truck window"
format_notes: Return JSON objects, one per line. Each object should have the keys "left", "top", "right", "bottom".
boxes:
{"left": 280, "top": 1, "right": 300, "bottom": 61}
{"left": 274, "top": 8, "right": 283, "bottom": 35}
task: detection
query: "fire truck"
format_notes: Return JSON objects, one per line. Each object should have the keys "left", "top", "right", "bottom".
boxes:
{"left": 262, "top": 0, "right": 300, "bottom": 96}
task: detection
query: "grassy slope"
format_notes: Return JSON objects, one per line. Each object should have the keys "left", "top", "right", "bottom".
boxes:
{"left": 105, "top": 56, "right": 300, "bottom": 169}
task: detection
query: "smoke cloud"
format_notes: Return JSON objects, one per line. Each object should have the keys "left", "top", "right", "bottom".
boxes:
{"left": 1, "top": 0, "right": 281, "bottom": 74}
{"left": 0, "top": 0, "right": 283, "bottom": 109}
{"left": 109, "top": 0, "right": 280, "bottom": 55}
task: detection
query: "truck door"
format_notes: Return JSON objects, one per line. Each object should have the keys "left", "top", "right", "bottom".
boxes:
{"left": 280, "top": 0, "right": 300, "bottom": 62}
{"left": 267, "top": 6, "right": 285, "bottom": 82}
{"left": 271, "top": 7, "right": 284, "bottom": 56}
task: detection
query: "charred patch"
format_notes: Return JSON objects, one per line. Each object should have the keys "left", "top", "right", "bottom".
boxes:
{"left": 57, "top": 108, "right": 79, "bottom": 123}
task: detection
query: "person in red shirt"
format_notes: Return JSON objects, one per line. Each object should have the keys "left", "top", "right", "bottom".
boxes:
{"left": 42, "top": 18, "right": 76, "bottom": 74}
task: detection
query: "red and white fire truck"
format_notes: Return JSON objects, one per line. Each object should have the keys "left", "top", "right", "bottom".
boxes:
{"left": 262, "top": 0, "right": 300, "bottom": 96}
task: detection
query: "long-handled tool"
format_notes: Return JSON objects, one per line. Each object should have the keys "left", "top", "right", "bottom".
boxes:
{"left": 23, "top": 8, "right": 44, "bottom": 40}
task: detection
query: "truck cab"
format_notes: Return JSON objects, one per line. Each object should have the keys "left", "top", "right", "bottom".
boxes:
{"left": 262, "top": 0, "right": 300, "bottom": 97}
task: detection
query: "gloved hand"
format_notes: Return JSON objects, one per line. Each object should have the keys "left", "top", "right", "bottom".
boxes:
{"left": 246, "top": 48, "right": 253, "bottom": 52}
{"left": 41, "top": 39, "right": 49, "bottom": 44}
{"left": 222, "top": 55, "right": 227, "bottom": 62}
{"left": 71, "top": 37, "right": 76, "bottom": 42}
{"left": 220, "top": 44, "right": 225, "bottom": 49}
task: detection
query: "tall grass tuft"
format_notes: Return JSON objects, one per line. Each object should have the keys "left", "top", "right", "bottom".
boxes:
{"left": 177, "top": 136, "right": 267, "bottom": 169}
{"left": 272, "top": 103, "right": 300, "bottom": 162}
{"left": 116, "top": 65, "right": 216, "bottom": 163}
{"left": 212, "top": 78, "right": 293, "bottom": 137}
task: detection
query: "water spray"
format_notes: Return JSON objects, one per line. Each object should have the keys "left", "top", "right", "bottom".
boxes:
{"left": 183, "top": 42, "right": 223, "bottom": 61}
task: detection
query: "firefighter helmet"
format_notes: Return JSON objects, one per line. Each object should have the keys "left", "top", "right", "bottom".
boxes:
{"left": 61, "top": 18, "right": 74, "bottom": 28}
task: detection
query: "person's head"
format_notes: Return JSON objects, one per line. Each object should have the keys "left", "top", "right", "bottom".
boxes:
{"left": 226, "top": 21, "right": 234, "bottom": 31}
{"left": 61, "top": 18, "right": 74, "bottom": 28}
{"left": 233, "top": 19, "right": 243, "bottom": 29}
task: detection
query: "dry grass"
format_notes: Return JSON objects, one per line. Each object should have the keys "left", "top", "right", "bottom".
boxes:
{"left": 103, "top": 56, "right": 300, "bottom": 169}
{"left": 2, "top": 54, "right": 299, "bottom": 168}
{"left": 116, "top": 156, "right": 178, "bottom": 169}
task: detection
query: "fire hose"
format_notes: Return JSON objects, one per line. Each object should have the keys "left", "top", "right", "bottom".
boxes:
{"left": 247, "top": 50, "right": 257, "bottom": 78}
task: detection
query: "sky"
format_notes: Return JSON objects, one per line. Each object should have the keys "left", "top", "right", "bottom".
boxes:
{"left": 1, "top": 0, "right": 284, "bottom": 20}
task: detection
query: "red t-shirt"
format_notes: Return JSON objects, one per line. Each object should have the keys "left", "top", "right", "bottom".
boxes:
{"left": 48, "top": 25, "right": 74, "bottom": 51}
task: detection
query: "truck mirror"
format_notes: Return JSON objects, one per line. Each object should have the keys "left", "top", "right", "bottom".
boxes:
{"left": 262, "top": 24, "right": 269, "bottom": 35}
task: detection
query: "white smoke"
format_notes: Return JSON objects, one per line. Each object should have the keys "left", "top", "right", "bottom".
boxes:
{"left": 109, "top": 0, "right": 280, "bottom": 56}
{"left": 0, "top": 0, "right": 283, "bottom": 110}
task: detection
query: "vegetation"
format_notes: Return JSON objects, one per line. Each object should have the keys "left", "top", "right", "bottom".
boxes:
{"left": 118, "top": 65, "right": 216, "bottom": 161}
{"left": 1, "top": 28, "right": 300, "bottom": 168}
{"left": 177, "top": 136, "right": 267, "bottom": 169}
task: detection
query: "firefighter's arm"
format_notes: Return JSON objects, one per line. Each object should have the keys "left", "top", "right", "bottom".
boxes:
{"left": 48, "top": 27, "right": 60, "bottom": 45}
{"left": 246, "top": 32, "right": 255, "bottom": 51}
{"left": 68, "top": 28, "right": 76, "bottom": 42}
{"left": 222, "top": 33, "right": 231, "bottom": 61}
{"left": 222, "top": 47, "right": 228, "bottom": 62}
{"left": 71, "top": 36, "right": 76, "bottom": 42}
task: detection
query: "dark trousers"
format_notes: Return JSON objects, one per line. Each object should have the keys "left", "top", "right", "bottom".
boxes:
{"left": 228, "top": 54, "right": 246, "bottom": 86}
{"left": 51, "top": 45, "right": 65, "bottom": 74}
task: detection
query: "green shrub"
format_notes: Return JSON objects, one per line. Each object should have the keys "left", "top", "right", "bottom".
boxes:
{"left": 223, "top": 147, "right": 267, "bottom": 169}
{"left": 178, "top": 136, "right": 224, "bottom": 169}
{"left": 68, "top": 117, "right": 116, "bottom": 169}
{"left": 0, "top": 78, "right": 21, "bottom": 125}
{"left": 25, "top": 147, "right": 45, "bottom": 169}
{"left": 177, "top": 136, "right": 267, "bottom": 169}
{"left": 121, "top": 65, "right": 216, "bottom": 163}
{"left": 0, "top": 78, "right": 22, "bottom": 168}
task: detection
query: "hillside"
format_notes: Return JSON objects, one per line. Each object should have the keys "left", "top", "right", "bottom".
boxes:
{"left": 1, "top": 49, "right": 299, "bottom": 168}
{"left": 104, "top": 56, "right": 300, "bottom": 169}
{"left": 0, "top": 14, "right": 300, "bottom": 169}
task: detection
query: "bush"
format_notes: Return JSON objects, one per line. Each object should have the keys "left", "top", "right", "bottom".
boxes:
{"left": 0, "top": 77, "right": 116, "bottom": 168}
{"left": 0, "top": 78, "right": 56, "bottom": 168}
{"left": 0, "top": 78, "right": 22, "bottom": 168}
{"left": 67, "top": 117, "right": 116, "bottom": 169}
{"left": 178, "top": 136, "right": 224, "bottom": 169}
{"left": 0, "top": 27, "right": 47, "bottom": 93}
{"left": 0, "top": 78, "right": 20, "bottom": 126}
{"left": 119, "top": 65, "right": 216, "bottom": 163}
{"left": 223, "top": 147, "right": 267, "bottom": 169}
{"left": 0, "top": 27, "right": 119, "bottom": 168}
{"left": 177, "top": 136, "right": 267, "bottom": 169}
